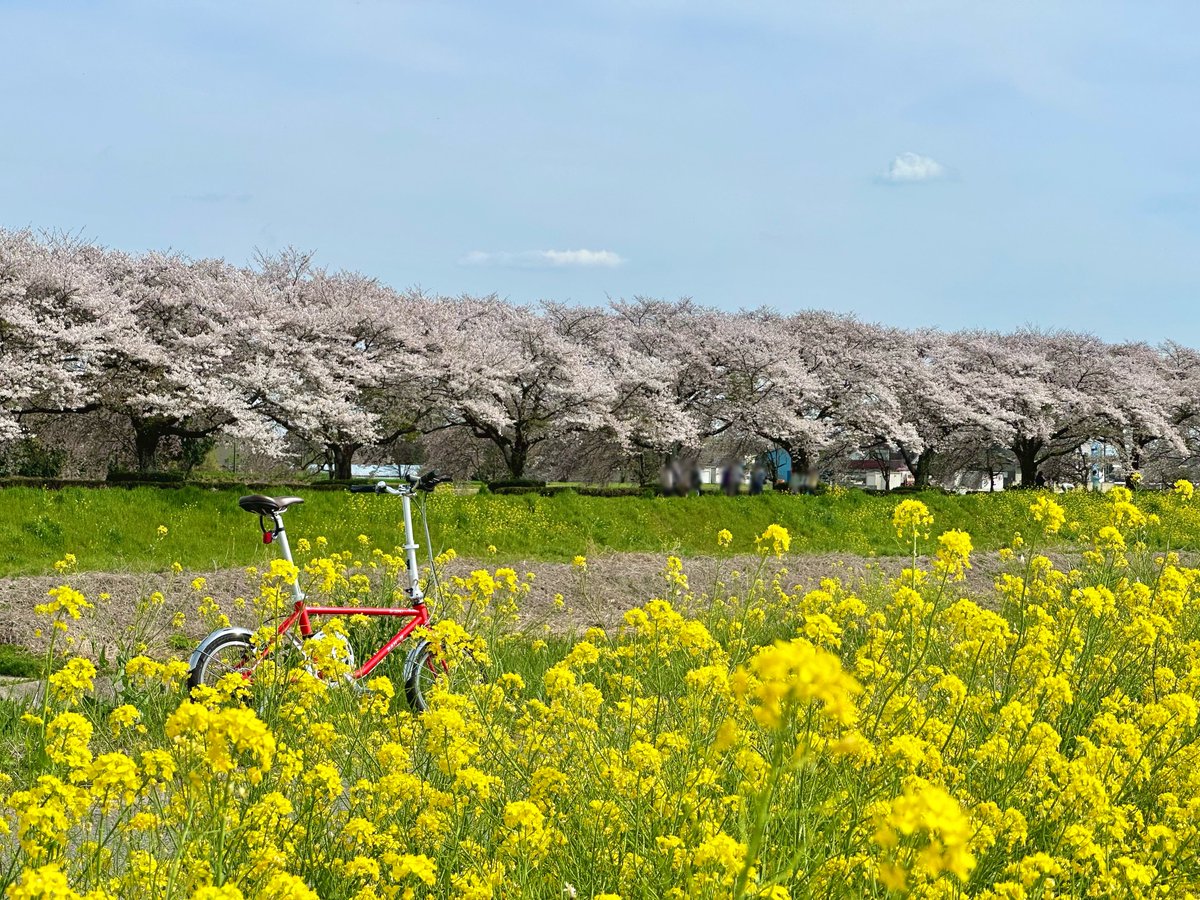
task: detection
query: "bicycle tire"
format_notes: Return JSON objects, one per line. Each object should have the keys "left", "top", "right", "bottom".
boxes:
{"left": 402, "top": 639, "right": 440, "bottom": 712}
{"left": 188, "top": 629, "right": 257, "bottom": 692}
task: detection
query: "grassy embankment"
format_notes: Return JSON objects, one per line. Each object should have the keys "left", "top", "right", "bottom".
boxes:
{"left": 1, "top": 484, "right": 1198, "bottom": 577}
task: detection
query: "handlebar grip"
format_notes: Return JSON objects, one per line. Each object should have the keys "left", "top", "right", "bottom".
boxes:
{"left": 417, "top": 470, "right": 452, "bottom": 491}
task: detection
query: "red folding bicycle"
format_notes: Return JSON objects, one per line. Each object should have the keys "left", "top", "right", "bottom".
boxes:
{"left": 187, "top": 471, "right": 452, "bottom": 711}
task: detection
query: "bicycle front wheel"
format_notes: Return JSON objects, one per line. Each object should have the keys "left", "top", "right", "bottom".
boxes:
{"left": 189, "top": 629, "right": 257, "bottom": 692}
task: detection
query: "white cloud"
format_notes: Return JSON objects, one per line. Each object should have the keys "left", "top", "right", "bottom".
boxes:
{"left": 459, "top": 248, "right": 625, "bottom": 268}
{"left": 881, "top": 152, "right": 947, "bottom": 183}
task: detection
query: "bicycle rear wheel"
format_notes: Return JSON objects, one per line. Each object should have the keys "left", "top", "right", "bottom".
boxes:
{"left": 189, "top": 630, "right": 257, "bottom": 692}
{"left": 402, "top": 639, "right": 440, "bottom": 712}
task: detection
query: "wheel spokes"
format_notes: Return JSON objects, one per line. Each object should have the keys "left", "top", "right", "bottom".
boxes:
{"left": 203, "top": 645, "right": 254, "bottom": 686}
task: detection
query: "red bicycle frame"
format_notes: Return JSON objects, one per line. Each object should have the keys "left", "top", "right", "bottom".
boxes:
{"left": 275, "top": 599, "right": 431, "bottom": 679}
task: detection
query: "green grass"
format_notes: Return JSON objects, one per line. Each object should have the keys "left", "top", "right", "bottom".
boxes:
{"left": 0, "top": 484, "right": 1196, "bottom": 576}
{"left": 0, "top": 644, "right": 49, "bottom": 678}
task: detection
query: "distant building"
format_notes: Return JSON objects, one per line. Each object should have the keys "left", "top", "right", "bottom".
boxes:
{"left": 844, "top": 458, "right": 911, "bottom": 491}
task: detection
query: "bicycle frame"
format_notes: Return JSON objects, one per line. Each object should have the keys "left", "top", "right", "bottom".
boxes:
{"left": 259, "top": 484, "right": 432, "bottom": 680}
{"left": 272, "top": 602, "right": 430, "bottom": 680}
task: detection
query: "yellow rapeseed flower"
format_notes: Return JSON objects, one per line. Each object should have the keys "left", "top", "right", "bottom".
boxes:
{"left": 7, "top": 864, "right": 76, "bottom": 900}
{"left": 191, "top": 885, "right": 246, "bottom": 900}
{"left": 45, "top": 711, "right": 93, "bottom": 770}
{"left": 108, "top": 705, "right": 142, "bottom": 738}
{"left": 259, "top": 873, "right": 319, "bottom": 900}
{"left": 893, "top": 499, "right": 933, "bottom": 541}
{"left": 85, "top": 752, "right": 140, "bottom": 807}
{"left": 35, "top": 585, "right": 91, "bottom": 621}
{"left": 933, "top": 530, "right": 972, "bottom": 581}
{"left": 1096, "top": 525, "right": 1126, "bottom": 554}
{"left": 756, "top": 524, "right": 791, "bottom": 557}
{"left": 731, "top": 637, "right": 861, "bottom": 727}
{"left": 873, "top": 778, "right": 976, "bottom": 881}
{"left": 48, "top": 657, "right": 96, "bottom": 705}
{"left": 382, "top": 852, "right": 437, "bottom": 886}
{"left": 1029, "top": 494, "right": 1065, "bottom": 535}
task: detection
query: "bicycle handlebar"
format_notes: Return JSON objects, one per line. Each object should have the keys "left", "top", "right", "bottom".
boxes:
{"left": 349, "top": 471, "right": 451, "bottom": 495}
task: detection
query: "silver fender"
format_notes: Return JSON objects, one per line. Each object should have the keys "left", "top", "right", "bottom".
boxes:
{"left": 189, "top": 626, "right": 254, "bottom": 673}
{"left": 401, "top": 638, "right": 433, "bottom": 684}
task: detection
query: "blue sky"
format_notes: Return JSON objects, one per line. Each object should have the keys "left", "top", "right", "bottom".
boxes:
{"left": 2, "top": 1, "right": 1198, "bottom": 342}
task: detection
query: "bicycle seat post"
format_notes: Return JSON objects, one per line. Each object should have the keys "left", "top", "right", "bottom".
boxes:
{"left": 270, "top": 510, "right": 305, "bottom": 606}
{"left": 400, "top": 493, "right": 424, "bottom": 605}
{"left": 238, "top": 494, "right": 307, "bottom": 606}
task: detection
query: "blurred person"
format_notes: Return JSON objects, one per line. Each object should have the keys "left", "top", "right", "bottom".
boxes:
{"left": 660, "top": 457, "right": 678, "bottom": 495}
{"left": 788, "top": 469, "right": 804, "bottom": 494}
{"left": 750, "top": 464, "right": 766, "bottom": 495}
{"left": 721, "top": 459, "right": 743, "bottom": 496}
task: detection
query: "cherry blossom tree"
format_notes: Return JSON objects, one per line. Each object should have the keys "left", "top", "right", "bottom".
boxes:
{"left": 887, "top": 329, "right": 1012, "bottom": 489}
{"left": 82, "top": 248, "right": 265, "bottom": 472}
{"left": 239, "top": 251, "right": 428, "bottom": 480}
{"left": 718, "top": 311, "right": 910, "bottom": 482}
{"left": 1107, "top": 341, "right": 1196, "bottom": 472}
{"left": 1160, "top": 343, "right": 1200, "bottom": 463}
{"left": 0, "top": 229, "right": 116, "bottom": 441}
{"left": 599, "top": 298, "right": 728, "bottom": 456}
{"left": 13, "top": 225, "right": 1200, "bottom": 491}
{"left": 958, "top": 329, "right": 1118, "bottom": 486}
{"left": 420, "top": 297, "right": 616, "bottom": 479}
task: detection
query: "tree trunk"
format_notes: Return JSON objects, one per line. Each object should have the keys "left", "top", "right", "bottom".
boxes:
{"left": 506, "top": 442, "right": 528, "bottom": 479}
{"left": 329, "top": 442, "right": 359, "bottom": 481}
{"left": 132, "top": 418, "right": 165, "bottom": 473}
{"left": 1011, "top": 438, "right": 1042, "bottom": 488}
{"left": 912, "top": 450, "right": 935, "bottom": 490}
{"left": 898, "top": 445, "right": 935, "bottom": 490}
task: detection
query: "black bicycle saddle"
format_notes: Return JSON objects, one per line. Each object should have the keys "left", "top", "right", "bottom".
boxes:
{"left": 238, "top": 495, "right": 305, "bottom": 516}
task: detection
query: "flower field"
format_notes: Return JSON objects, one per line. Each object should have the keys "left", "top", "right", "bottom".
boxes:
{"left": 4, "top": 486, "right": 1200, "bottom": 898}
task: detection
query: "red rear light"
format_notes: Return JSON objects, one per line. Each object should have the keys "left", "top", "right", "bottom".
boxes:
{"left": 263, "top": 532, "right": 273, "bottom": 544}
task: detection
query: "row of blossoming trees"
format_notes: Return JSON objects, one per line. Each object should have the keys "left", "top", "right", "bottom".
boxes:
{"left": 2, "top": 228, "right": 1199, "bottom": 486}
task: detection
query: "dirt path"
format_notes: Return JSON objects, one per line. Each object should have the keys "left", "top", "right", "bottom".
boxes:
{"left": 0, "top": 549, "right": 1061, "bottom": 661}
